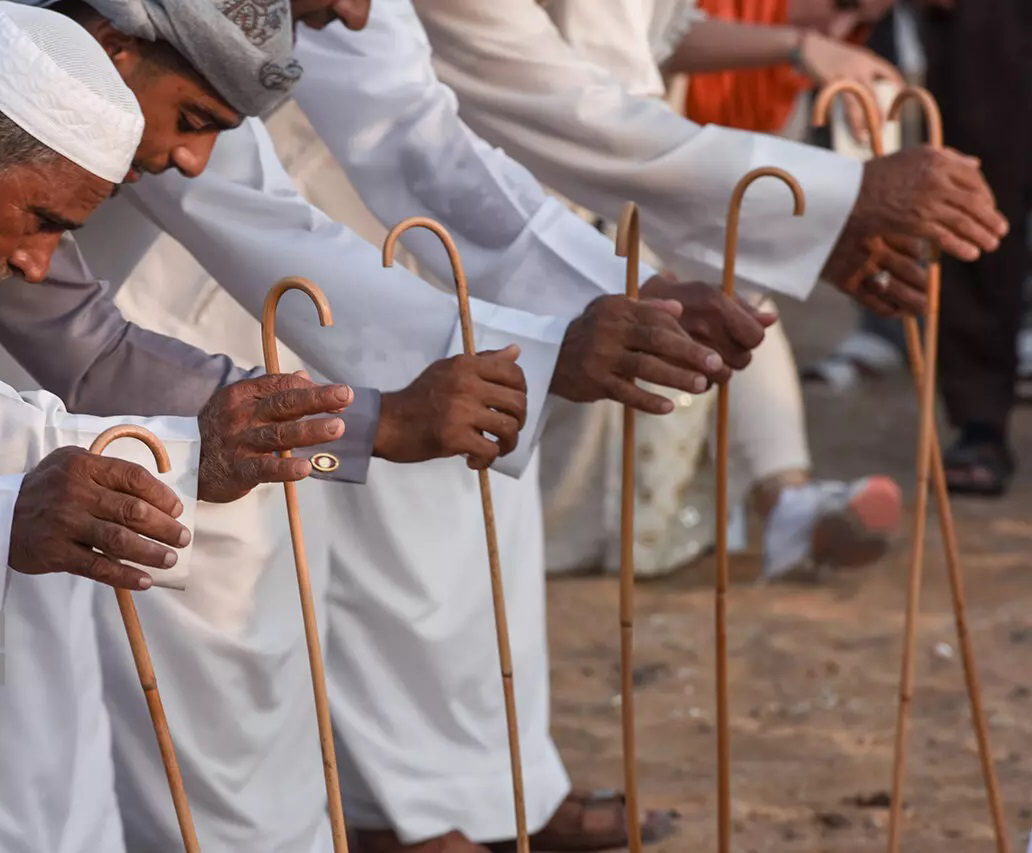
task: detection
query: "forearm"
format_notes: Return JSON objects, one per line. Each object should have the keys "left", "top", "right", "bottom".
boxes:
{"left": 422, "top": 0, "right": 861, "bottom": 299}
{"left": 0, "top": 240, "right": 246, "bottom": 418}
{"left": 662, "top": 18, "right": 802, "bottom": 75}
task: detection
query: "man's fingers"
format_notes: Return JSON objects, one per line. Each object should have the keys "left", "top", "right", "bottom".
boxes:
{"left": 71, "top": 547, "right": 155, "bottom": 591}
{"left": 877, "top": 249, "right": 928, "bottom": 298}
{"left": 619, "top": 352, "right": 715, "bottom": 395}
{"left": 254, "top": 384, "right": 354, "bottom": 422}
{"left": 627, "top": 319, "right": 727, "bottom": 382}
{"left": 89, "top": 487, "right": 191, "bottom": 549}
{"left": 926, "top": 221, "right": 982, "bottom": 263}
{"left": 462, "top": 434, "right": 502, "bottom": 471}
{"left": 604, "top": 378, "right": 678, "bottom": 416}
{"left": 474, "top": 352, "right": 528, "bottom": 393}
{"left": 80, "top": 518, "right": 180, "bottom": 571}
{"left": 476, "top": 344, "right": 521, "bottom": 362}
{"left": 720, "top": 300, "right": 768, "bottom": 351}
{"left": 233, "top": 455, "right": 314, "bottom": 489}
{"left": 473, "top": 410, "right": 521, "bottom": 457}
{"left": 475, "top": 383, "right": 528, "bottom": 429}
{"left": 244, "top": 417, "right": 345, "bottom": 453}
{"left": 641, "top": 297, "right": 684, "bottom": 320}
{"left": 86, "top": 457, "right": 184, "bottom": 519}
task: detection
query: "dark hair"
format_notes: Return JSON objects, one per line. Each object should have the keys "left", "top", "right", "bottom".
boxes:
{"left": 0, "top": 111, "right": 57, "bottom": 170}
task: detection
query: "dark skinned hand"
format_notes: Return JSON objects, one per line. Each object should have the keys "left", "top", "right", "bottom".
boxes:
{"left": 10, "top": 447, "right": 191, "bottom": 591}
{"left": 198, "top": 373, "right": 354, "bottom": 503}
{"left": 374, "top": 345, "right": 528, "bottom": 471}
{"left": 640, "top": 275, "right": 776, "bottom": 370}
{"left": 848, "top": 146, "right": 1008, "bottom": 263}
{"left": 550, "top": 294, "right": 727, "bottom": 415}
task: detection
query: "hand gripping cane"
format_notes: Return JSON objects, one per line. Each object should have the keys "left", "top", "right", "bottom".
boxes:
{"left": 89, "top": 425, "right": 201, "bottom": 853}
{"left": 812, "top": 80, "right": 1009, "bottom": 853}
{"left": 261, "top": 279, "right": 350, "bottom": 853}
{"left": 718, "top": 171, "right": 805, "bottom": 853}
{"left": 382, "top": 218, "right": 530, "bottom": 853}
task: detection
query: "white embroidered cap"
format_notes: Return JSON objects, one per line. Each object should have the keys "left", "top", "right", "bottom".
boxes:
{"left": 0, "top": 1, "right": 144, "bottom": 183}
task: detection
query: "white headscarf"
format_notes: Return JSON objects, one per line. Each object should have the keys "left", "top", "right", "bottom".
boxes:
{"left": 0, "top": 1, "right": 144, "bottom": 183}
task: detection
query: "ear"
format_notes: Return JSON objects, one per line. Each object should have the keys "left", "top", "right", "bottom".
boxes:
{"left": 88, "top": 18, "right": 142, "bottom": 69}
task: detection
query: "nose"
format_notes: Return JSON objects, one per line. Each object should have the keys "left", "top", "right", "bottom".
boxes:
{"left": 171, "top": 137, "right": 217, "bottom": 179}
{"left": 333, "top": 0, "right": 370, "bottom": 30}
{"left": 9, "top": 233, "right": 61, "bottom": 283}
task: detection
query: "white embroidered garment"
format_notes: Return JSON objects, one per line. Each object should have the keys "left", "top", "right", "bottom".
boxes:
{"left": 0, "top": 2, "right": 142, "bottom": 182}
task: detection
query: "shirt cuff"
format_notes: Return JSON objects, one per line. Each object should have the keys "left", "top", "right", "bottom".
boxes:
{"left": 0, "top": 474, "right": 22, "bottom": 609}
{"left": 662, "top": 128, "right": 862, "bottom": 301}
{"left": 303, "top": 386, "right": 380, "bottom": 485}
{"left": 447, "top": 303, "right": 569, "bottom": 479}
{"left": 495, "top": 197, "right": 657, "bottom": 316}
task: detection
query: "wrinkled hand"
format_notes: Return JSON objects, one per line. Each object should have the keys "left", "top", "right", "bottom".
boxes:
{"left": 850, "top": 147, "right": 1008, "bottom": 262}
{"left": 199, "top": 374, "right": 353, "bottom": 503}
{"left": 374, "top": 345, "right": 528, "bottom": 471}
{"left": 640, "top": 276, "right": 775, "bottom": 370}
{"left": 824, "top": 226, "right": 930, "bottom": 316}
{"left": 10, "top": 447, "right": 191, "bottom": 591}
{"left": 550, "top": 294, "right": 727, "bottom": 415}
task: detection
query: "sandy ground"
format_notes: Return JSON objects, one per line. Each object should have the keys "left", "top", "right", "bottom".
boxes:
{"left": 547, "top": 286, "right": 1032, "bottom": 853}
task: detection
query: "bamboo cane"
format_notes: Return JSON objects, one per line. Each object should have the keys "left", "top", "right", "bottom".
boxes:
{"left": 812, "top": 81, "right": 1009, "bottom": 853}
{"left": 382, "top": 218, "right": 530, "bottom": 853}
{"left": 261, "top": 279, "right": 349, "bottom": 853}
{"left": 89, "top": 425, "right": 200, "bottom": 853}
{"left": 614, "top": 201, "right": 644, "bottom": 853}
{"left": 719, "top": 172, "right": 806, "bottom": 853}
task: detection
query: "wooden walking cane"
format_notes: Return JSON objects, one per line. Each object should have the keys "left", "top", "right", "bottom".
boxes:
{"left": 261, "top": 279, "right": 349, "bottom": 853}
{"left": 89, "top": 425, "right": 201, "bottom": 853}
{"left": 614, "top": 202, "right": 644, "bottom": 853}
{"left": 719, "top": 171, "right": 805, "bottom": 853}
{"left": 382, "top": 218, "right": 530, "bottom": 853}
{"left": 812, "top": 81, "right": 1009, "bottom": 853}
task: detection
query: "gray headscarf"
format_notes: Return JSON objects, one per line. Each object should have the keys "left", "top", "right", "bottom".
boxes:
{"left": 83, "top": 0, "right": 301, "bottom": 116}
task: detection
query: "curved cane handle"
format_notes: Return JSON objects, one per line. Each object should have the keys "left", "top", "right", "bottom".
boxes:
{"left": 722, "top": 168, "right": 806, "bottom": 297}
{"left": 889, "top": 85, "right": 944, "bottom": 149}
{"left": 383, "top": 217, "right": 476, "bottom": 356}
{"left": 812, "top": 79, "right": 887, "bottom": 158}
{"left": 89, "top": 425, "right": 171, "bottom": 473}
{"left": 261, "top": 277, "right": 334, "bottom": 376}
{"left": 615, "top": 202, "right": 641, "bottom": 300}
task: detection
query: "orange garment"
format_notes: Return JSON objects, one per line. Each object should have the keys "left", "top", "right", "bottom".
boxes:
{"left": 686, "top": 0, "right": 810, "bottom": 133}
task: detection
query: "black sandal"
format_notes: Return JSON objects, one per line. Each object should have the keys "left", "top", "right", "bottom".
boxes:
{"left": 943, "top": 435, "right": 1014, "bottom": 497}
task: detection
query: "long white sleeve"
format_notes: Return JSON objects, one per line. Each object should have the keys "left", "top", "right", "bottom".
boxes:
{"left": 412, "top": 0, "right": 861, "bottom": 299}
{"left": 291, "top": 5, "right": 653, "bottom": 321}
{"left": 125, "top": 119, "right": 569, "bottom": 477}
{"left": 0, "top": 383, "right": 200, "bottom": 590}
{"left": 0, "top": 475, "right": 21, "bottom": 604}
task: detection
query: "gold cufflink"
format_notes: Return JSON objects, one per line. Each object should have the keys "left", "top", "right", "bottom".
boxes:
{"left": 311, "top": 453, "right": 340, "bottom": 474}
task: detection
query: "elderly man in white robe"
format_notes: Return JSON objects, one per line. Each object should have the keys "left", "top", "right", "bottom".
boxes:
{"left": 0, "top": 2, "right": 749, "bottom": 852}
{"left": 0, "top": 2, "right": 1009, "bottom": 853}
{"left": 0, "top": 5, "right": 361, "bottom": 853}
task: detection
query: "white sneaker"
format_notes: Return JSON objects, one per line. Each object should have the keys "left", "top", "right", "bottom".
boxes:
{"left": 763, "top": 476, "right": 902, "bottom": 581}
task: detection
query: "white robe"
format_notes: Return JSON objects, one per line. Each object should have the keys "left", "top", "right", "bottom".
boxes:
{"left": 0, "top": 383, "right": 199, "bottom": 853}
{"left": 71, "top": 0, "right": 861, "bottom": 845}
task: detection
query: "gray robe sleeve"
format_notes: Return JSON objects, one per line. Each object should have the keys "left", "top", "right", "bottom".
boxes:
{"left": 0, "top": 238, "right": 377, "bottom": 484}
